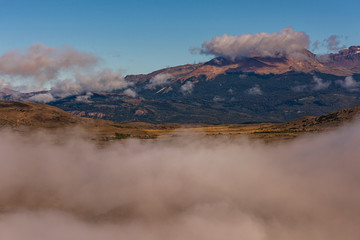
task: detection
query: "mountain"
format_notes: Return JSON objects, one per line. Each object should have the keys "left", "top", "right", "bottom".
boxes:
{"left": 321, "top": 46, "right": 360, "bottom": 72}
{"left": 4, "top": 47, "right": 360, "bottom": 124}
{"left": 126, "top": 47, "right": 360, "bottom": 83}
{"left": 0, "top": 101, "right": 83, "bottom": 128}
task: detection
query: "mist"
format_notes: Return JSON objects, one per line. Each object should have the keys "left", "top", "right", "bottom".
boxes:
{"left": 1, "top": 122, "right": 360, "bottom": 239}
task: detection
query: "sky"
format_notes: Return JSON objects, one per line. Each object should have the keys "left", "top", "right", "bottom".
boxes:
{"left": 0, "top": 0, "right": 359, "bottom": 75}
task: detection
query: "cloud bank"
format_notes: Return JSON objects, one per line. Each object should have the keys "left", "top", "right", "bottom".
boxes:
{"left": 1, "top": 121, "right": 360, "bottom": 239}
{"left": 199, "top": 27, "right": 310, "bottom": 60}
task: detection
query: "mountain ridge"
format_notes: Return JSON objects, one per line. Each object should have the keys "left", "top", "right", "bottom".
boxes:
{"left": 126, "top": 47, "right": 360, "bottom": 84}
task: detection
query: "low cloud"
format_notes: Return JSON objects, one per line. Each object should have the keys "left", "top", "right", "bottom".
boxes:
{"left": 291, "top": 76, "right": 331, "bottom": 92}
{"left": 336, "top": 76, "right": 360, "bottom": 91}
{"left": 213, "top": 96, "right": 225, "bottom": 102}
{"left": 50, "top": 69, "right": 131, "bottom": 99}
{"left": 75, "top": 92, "right": 93, "bottom": 103}
{"left": 0, "top": 43, "right": 98, "bottom": 84}
{"left": 199, "top": 27, "right": 309, "bottom": 60}
{"left": 313, "top": 76, "right": 331, "bottom": 90}
{"left": 180, "top": 81, "right": 194, "bottom": 95}
{"left": 291, "top": 84, "right": 307, "bottom": 92}
{"left": 246, "top": 85, "right": 263, "bottom": 95}
{"left": 28, "top": 93, "right": 55, "bottom": 103}
{"left": 145, "top": 73, "right": 174, "bottom": 89}
{"left": 1, "top": 121, "right": 360, "bottom": 239}
{"left": 123, "top": 88, "right": 137, "bottom": 98}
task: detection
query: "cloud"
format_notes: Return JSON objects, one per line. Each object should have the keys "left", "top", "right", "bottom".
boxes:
{"left": 311, "top": 40, "right": 321, "bottom": 51}
{"left": 1, "top": 121, "right": 360, "bottom": 239}
{"left": 213, "top": 96, "right": 225, "bottom": 102}
{"left": 123, "top": 88, "right": 137, "bottom": 98}
{"left": 324, "top": 35, "right": 346, "bottom": 51}
{"left": 199, "top": 27, "right": 310, "bottom": 60}
{"left": 145, "top": 73, "right": 174, "bottom": 89}
{"left": 291, "top": 84, "right": 307, "bottom": 92}
{"left": 50, "top": 69, "right": 131, "bottom": 98}
{"left": 0, "top": 43, "right": 98, "bottom": 84}
{"left": 246, "top": 85, "right": 263, "bottom": 95}
{"left": 336, "top": 76, "right": 360, "bottom": 91}
{"left": 313, "top": 76, "right": 331, "bottom": 90}
{"left": 312, "top": 35, "right": 346, "bottom": 54}
{"left": 75, "top": 92, "right": 93, "bottom": 103}
{"left": 28, "top": 93, "right": 55, "bottom": 103}
{"left": 180, "top": 81, "right": 194, "bottom": 95}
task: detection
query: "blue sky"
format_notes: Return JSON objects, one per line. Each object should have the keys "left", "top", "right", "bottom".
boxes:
{"left": 0, "top": 0, "right": 359, "bottom": 75}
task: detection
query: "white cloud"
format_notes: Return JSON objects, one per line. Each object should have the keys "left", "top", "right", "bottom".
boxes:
{"left": 180, "top": 81, "right": 194, "bottom": 95}
{"left": 28, "top": 93, "right": 55, "bottom": 103}
{"left": 336, "top": 76, "right": 360, "bottom": 91}
{"left": 50, "top": 69, "right": 131, "bottom": 98}
{"left": 75, "top": 92, "right": 93, "bottom": 103}
{"left": 246, "top": 85, "right": 263, "bottom": 95}
{"left": 123, "top": 88, "right": 137, "bottom": 98}
{"left": 313, "top": 76, "right": 331, "bottom": 91}
{"left": 145, "top": 73, "right": 174, "bottom": 89}
{"left": 199, "top": 27, "right": 310, "bottom": 60}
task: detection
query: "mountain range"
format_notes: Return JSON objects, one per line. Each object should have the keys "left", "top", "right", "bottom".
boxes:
{"left": 1, "top": 46, "right": 360, "bottom": 124}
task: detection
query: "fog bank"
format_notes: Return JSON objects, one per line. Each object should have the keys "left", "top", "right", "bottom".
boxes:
{"left": 1, "top": 122, "right": 360, "bottom": 239}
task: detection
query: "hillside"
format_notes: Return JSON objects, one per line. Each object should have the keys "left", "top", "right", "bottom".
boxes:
{"left": 0, "top": 101, "right": 82, "bottom": 128}
{"left": 1, "top": 101, "right": 360, "bottom": 142}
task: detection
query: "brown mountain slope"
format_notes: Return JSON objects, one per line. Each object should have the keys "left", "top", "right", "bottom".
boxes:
{"left": 0, "top": 101, "right": 82, "bottom": 128}
{"left": 126, "top": 47, "right": 360, "bottom": 84}
{"left": 278, "top": 104, "right": 360, "bottom": 131}
{"left": 0, "top": 101, "right": 179, "bottom": 140}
